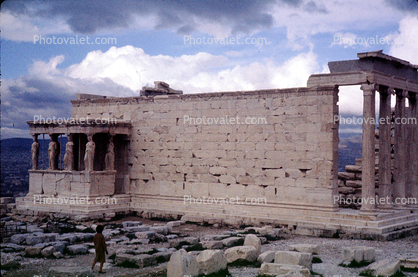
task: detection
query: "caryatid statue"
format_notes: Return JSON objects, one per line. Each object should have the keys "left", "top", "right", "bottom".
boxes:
{"left": 63, "top": 134, "right": 74, "bottom": 171}
{"left": 84, "top": 134, "right": 95, "bottom": 171}
{"left": 31, "top": 135, "right": 40, "bottom": 170}
{"left": 48, "top": 134, "right": 59, "bottom": 170}
{"left": 105, "top": 136, "right": 115, "bottom": 171}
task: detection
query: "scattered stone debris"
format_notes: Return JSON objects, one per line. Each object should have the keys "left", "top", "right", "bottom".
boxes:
{"left": 1, "top": 215, "right": 417, "bottom": 276}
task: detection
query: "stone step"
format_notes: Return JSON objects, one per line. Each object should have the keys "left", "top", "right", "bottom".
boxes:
{"left": 366, "top": 214, "right": 418, "bottom": 228}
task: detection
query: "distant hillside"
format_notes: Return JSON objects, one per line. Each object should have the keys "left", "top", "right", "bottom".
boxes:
{"left": 338, "top": 134, "right": 362, "bottom": 172}
{"left": 1, "top": 137, "right": 67, "bottom": 197}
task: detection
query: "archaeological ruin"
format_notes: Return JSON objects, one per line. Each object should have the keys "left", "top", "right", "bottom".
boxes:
{"left": 16, "top": 51, "right": 418, "bottom": 240}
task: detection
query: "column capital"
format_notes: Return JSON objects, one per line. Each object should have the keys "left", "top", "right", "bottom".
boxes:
{"left": 360, "top": 83, "right": 377, "bottom": 95}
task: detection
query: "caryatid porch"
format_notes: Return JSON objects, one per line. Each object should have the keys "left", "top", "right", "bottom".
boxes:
{"left": 26, "top": 119, "right": 131, "bottom": 200}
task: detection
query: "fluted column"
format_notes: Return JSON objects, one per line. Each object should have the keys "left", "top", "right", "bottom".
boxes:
{"left": 360, "top": 84, "right": 376, "bottom": 214}
{"left": 393, "top": 89, "right": 407, "bottom": 206}
{"left": 378, "top": 86, "right": 392, "bottom": 209}
{"left": 407, "top": 92, "right": 418, "bottom": 200}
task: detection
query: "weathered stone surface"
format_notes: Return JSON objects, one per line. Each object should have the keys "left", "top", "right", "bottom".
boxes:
{"left": 150, "top": 225, "right": 169, "bottom": 235}
{"left": 200, "top": 240, "right": 223, "bottom": 249}
{"left": 132, "top": 254, "right": 157, "bottom": 267}
{"left": 200, "top": 235, "right": 230, "bottom": 241}
{"left": 167, "top": 249, "right": 199, "bottom": 277}
{"left": 275, "top": 251, "right": 312, "bottom": 270}
{"left": 258, "top": 263, "right": 311, "bottom": 277}
{"left": 167, "top": 221, "right": 182, "bottom": 233}
{"left": 257, "top": 250, "right": 276, "bottom": 264}
{"left": 289, "top": 244, "right": 319, "bottom": 254}
{"left": 135, "top": 231, "right": 155, "bottom": 239}
{"left": 342, "top": 246, "right": 375, "bottom": 263}
{"left": 224, "top": 246, "right": 258, "bottom": 264}
{"left": 53, "top": 251, "right": 64, "bottom": 258}
{"left": 363, "top": 259, "right": 400, "bottom": 277}
{"left": 115, "top": 253, "right": 135, "bottom": 264}
{"left": 222, "top": 237, "right": 244, "bottom": 248}
{"left": 244, "top": 234, "right": 261, "bottom": 255}
{"left": 152, "top": 252, "right": 172, "bottom": 263}
{"left": 170, "top": 237, "right": 199, "bottom": 248}
{"left": 122, "top": 221, "right": 142, "bottom": 228}
{"left": 41, "top": 246, "right": 56, "bottom": 257}
{"left": 25, "top": 246, "right": 43, "bottom": 257}
{"left": 67, "top": 244, "right": 88, "bottom": 255}
{"left": 11, "top": 234, "right": 29, "bottom": 245}
{"left": 0, "top": 243, "right": 25, "bottom": 252}
{"left": 196, "top": 250, "right": 227, "bottom": 275}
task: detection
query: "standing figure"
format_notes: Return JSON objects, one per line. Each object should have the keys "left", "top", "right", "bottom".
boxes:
{"left": 48, "top": 134, "right": 59, "bottom": 170}
{"left": 84, "top": 134, "right": 95, "bottom": 171}
{"left": 105, "top": 136, "right": 115, "bottom": 171}
{"left": 91, "top": 225, "right": 107, "bottom": 273}
{"left": 31, "top": 135, "right": 40, "bottom": 170}
{"left": 63, "top": 134, "right": 74, "bottom": 171}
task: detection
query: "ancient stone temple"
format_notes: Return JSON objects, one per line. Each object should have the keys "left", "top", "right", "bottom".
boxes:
{"left": 17, "top": 51, "right": 418, "bottom": 239}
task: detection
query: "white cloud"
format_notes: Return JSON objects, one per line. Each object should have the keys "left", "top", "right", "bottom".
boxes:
{"left": 388, "top": 16, "right": 418, "bottom": 64}
{"left": 1, "top": 11, "right": 71, "bottom": 42}
{"left": 271, "top": 0, "right": 404, "bottom": 43}
{"left": 65, "top": 45, "right": 319, "bottom": 93}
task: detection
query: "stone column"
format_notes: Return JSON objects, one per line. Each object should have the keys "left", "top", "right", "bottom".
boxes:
{"left": 360, "top": 84, "right": 376, "bottom": 214}
{"left": 378, "top": 87, "right": 392, "bottom": 209}
{"left": 393, "top": 89, "right": 407, "bottom": 206}
{"left": 31, "top": 134, "right": 40, "bottom": 170}
{"left": 407, "top": 92, "right": 418, "bottom": 199}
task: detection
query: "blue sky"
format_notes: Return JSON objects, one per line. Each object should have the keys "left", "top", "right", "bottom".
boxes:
{"left": 1, "top": 0, "right": 418, "bottom": 139}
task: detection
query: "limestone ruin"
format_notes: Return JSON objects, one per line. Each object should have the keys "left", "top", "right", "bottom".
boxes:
{"left": 16, "top": 51, "right": 418, "bottom": 240}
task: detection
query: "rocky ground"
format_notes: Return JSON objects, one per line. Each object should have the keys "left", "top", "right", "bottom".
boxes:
{"left": 1, "top": 215, "right": 417, "bottom": 277}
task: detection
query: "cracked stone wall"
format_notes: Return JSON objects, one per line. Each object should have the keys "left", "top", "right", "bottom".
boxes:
{"left": 71, "top": 86, "right": 339, "bottom": 216}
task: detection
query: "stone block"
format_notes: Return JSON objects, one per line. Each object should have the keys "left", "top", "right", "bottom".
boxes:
{"left": 167, "top": 249, "right": 199, "bottom": 277}
{"left": 42, "top": 173, "right": 57, "bottom": 195}
{"left": 289, "top": 244, "right": 319, "bottom": 254}
{"left": 25, "top": 246, "right": 43, "bottom": 257}
{"left": 224, "top": 246, "right": 258, "bottom": 264}
{"left": 363, "top": 259, "right": 400, "bottom": 277}
{"left": 196, "top": 250, "right": 227, "bottom": 275}
{"left": 67, "top": 244, "right": 88, "bottom": 255}
{"left": 200, "top": 240, "right": 223, "bottom": 250}
{"left": 275, "top": 251, "right": 312, "bottom": 270}
{"left": 222, "top": 237, "right": 244, "bottom": 248}
{"left": 244, "top": 234, "right": 261, "bottom": 255}
{"left": 56, "top": 173, "right": 71, "bottom": 196}
{"left": 342, "top": 246, "right": 375, "bottom": 263}
{"left": 41, "top": 246, "right": 56, "bottom": 257}
{"left": 258, "top": 263, "right": 311, "bottom": 277}
{"left": 257, "top": 250, "right": 276, "bottom": 264}
{"left": 29, "top": 172, "right": 43, "bottom": 194}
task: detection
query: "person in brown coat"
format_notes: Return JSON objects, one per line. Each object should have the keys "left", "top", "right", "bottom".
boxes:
{"left": 91, "top": 225, "right": 108, "bottom": 273}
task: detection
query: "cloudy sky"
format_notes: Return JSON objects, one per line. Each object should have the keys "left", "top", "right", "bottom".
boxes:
{"left": 1, "top": 0, "right": 418, "bottom": 139}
